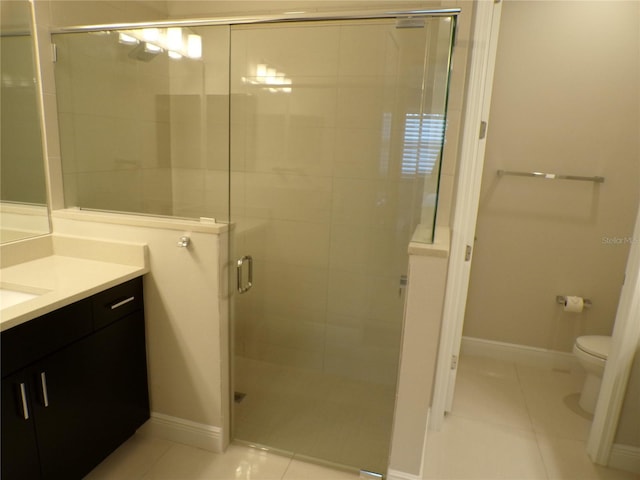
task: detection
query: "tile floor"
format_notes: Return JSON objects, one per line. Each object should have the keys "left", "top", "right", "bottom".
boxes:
{"left": 233, "top": 356, "right": 395, "bottom": 473}
{"left": 85, "top": 354, "right": 640, "bottom": 479}
{"left": 422, "top": 355, "right": 639, "bottom": 480}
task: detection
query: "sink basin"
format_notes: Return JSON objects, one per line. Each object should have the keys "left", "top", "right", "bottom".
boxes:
{"left": 0, "top": 287, "right": 43, "bottom": 309}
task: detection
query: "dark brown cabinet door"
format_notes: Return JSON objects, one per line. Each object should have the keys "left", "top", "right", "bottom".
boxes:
{"left": 1, "top": 371, "right": 41, "bottom": 480}
{"left": 33, "top": 311, "right": 149, "bottom": 480}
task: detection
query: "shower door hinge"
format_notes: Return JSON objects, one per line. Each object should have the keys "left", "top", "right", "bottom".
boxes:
{"left": 451, "top": 355, "right": 459, "bottom": 370}
{"left": 51, "top": 43, "right": 58, "bottom": 63}
{"left": 479, "top": 121, "right": 488, "bottom": 139}
{"left": 464, "top": 244, "right": 472, "bottom": 262}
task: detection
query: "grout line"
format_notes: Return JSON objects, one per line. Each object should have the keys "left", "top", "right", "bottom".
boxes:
{"left": 280, "top": 454, "right": 295, "bottom": 480}
{"left": 137, "top": 437, "right": 179, "bottom": 480}
{"left": 531, "top": 432, "right": 552, "bottom": 480}
{"left": 513, "top": 362, "right": 538, "bottom": 432}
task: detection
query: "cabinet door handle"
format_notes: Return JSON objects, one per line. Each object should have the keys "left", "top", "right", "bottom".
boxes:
{"left": 19, "top": 383, "right": 29, "bottom": 420}
{"left": 40, "top": 372, "right": 50, "bottom": 407}
{"left": 110, "top": 296, "right": 135, "bottom": 310}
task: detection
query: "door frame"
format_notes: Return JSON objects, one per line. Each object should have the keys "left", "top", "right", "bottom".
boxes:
{"left": 587, "top": 206, "right": 640, "bottom": 464}
{"left": 429, "top": 0, "right": 502, "bottom": 431}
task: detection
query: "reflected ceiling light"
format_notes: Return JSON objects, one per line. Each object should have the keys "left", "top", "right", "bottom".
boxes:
{"left": 187, "top": 34, "right": 202, "bottom": 59}
{"left": 142, "top": 28, "right": 160, "bottom": 42}
{"left": 118, "top": 32, "right": 139, "bottom": 45}
{"left": 144, "top": 42, "right": 163, "bottom": 53}
{"left": 256, "top": 63, "right": 267, "bottom": 77}
{"left": 242, "top": 63, "right": 292, "bottom": 93}
{"left": 118, "top": 28, "right": 202, "bottom": 61}
{"left": 167, "top": 27, "right": 183, "bottom": 51}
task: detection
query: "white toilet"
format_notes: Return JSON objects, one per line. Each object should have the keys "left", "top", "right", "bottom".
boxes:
{"left": 573, "top": 335, "right": 611, "bottom": 414}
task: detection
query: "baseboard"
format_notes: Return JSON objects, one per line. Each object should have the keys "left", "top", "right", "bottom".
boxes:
{"left": 461, "top": 336, "right": 580, "bottom": 372}
{"left": 386, "top": 469, "right": 421, "bottom": 480}
{"left": 608, "top": 443, "right": 640, "bottom": 474}
{"left": 137, "top": 412, "right": 224, "bottom": 453}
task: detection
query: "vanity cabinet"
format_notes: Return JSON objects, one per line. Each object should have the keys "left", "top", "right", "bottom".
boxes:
{"left": 1, "top": 277, "right": 149, "bottom": 480}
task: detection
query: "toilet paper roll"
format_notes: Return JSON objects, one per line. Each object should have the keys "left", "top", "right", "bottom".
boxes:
{"left": 564, "top": 296, "right": 584, "bottom": 313}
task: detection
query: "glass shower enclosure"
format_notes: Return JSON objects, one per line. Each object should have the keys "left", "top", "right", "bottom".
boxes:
{"left": 230, "top": 17, "right": 455, "bottom": 474}
{"left": 53, "top": 11, "right": 456, "bottom": 476}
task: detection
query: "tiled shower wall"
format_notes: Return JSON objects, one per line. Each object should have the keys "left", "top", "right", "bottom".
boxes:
{"left": 55, "top": 32, "right": 174, "bottom": 214}
{"left": 55, "top": 27, "right": 232, "bottom": 219}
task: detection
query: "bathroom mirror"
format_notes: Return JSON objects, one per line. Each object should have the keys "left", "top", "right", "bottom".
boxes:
{"left": 0, "top": 0, "right": 51, "bottom": 243}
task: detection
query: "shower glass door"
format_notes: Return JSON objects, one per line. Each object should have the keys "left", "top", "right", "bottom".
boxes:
{"left": 230, "top": 16, "right": 455, "bottom": 473}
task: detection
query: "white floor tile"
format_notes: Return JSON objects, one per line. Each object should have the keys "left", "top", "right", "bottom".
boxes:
{"left": 516, "top": 364, "right": 591, "bottom": 441}
{"left": 282, "top": 459, "right": 361, "bottom": 480}
{"left": 458, "top": 355, "right": 520, "bottom": 382}
{"left": 85, "top": 354, "right": 638, "bottom": 480}
{"left": 536, "top": 435, "right": 640, "bottom": 480}
{"left": 141, "top": 443, "right": 292, "bottom": 480}
{"left": 234, "top": 357, "right": 393, "bottom": 471}
{"left": 423, "top": 415, "right": 549, "bottom": 480}
{"left": 84, "top": 434, "right": 173, "bottom": 480}
{"left": 453, "top": 355, "right": 533, "bottom": 430}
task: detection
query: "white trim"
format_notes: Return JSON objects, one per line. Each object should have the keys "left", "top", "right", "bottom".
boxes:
{"left": 430, "top": 0, "right": 503, "bottom": 431}
{"left": 386, "top": 469, "right": 422, "bottom": 480}
{"left": 137, "top": 412, "right": 224, "bottom": 453}
{"left": 460, "top": 336, "right": 580, "bottom": 372}
{"left": 52, "top": 208, "right": 228, "bottom": 234}
{"left": 608, "top": 444, "right": 640, "bottom": 474}
{"left": 588, "top": 206, "right": 640, "bottom": 464}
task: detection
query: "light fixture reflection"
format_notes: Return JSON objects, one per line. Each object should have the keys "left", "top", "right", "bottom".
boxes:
{"left": 117, "top": 28, "right": 203, "bottom": 61}
{"left": 118, "top": 32, "right": 138, "bottom": 45}
{"left": 167, "top": 28, "right": 182, "bottom": 51}
{"left": 187, "top": 34, "right": 202, "bottom": 59}
{"left": 242, "top": 63, "right": 292, "bottom": 93}
{"left": 144, "top": 43, "right": 162, "bottom": 53}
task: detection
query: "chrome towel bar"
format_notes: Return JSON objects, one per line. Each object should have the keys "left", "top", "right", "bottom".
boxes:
{"left": 497, "top": 169, "right": 605, "bottom": 184}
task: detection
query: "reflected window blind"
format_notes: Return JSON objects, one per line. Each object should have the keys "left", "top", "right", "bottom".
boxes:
{"left": 402, "top": 113, "right": 445, "bottom": 176}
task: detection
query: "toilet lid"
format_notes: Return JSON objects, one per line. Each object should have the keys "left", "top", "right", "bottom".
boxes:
{"left": 576, "top": 335, "right": 611, "bottom": 360}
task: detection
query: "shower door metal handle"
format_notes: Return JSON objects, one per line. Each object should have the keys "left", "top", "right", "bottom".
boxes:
{"left": 236, "top": 255, "right": 253, "bottom": 294}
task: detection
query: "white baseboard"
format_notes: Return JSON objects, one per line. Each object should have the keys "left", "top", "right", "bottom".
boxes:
{"left": 137, "top": 412, "right": 224, "bottom": 453}
{"left": 386, "top": 469, "right": 421, "bottom": 480}
{"left": 608, "top": 443, "right": 640, "bottom": 474}
{"left": 461, "top": 336, "right": 580, "bottom": 372}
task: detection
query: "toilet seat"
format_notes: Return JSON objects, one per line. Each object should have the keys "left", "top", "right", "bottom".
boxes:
{"left": 575, "top": 335, "right": 611, "bottom": 360}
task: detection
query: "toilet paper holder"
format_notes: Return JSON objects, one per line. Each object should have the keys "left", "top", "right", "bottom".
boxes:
{"left": 556, "top": 295, "right": 592, "bottom": 308}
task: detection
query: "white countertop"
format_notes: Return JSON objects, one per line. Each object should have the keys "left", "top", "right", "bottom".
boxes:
{"left": 0, "top": 235, "right": 148, "bottom": 332}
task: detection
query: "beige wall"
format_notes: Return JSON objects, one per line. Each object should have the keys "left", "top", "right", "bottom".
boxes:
{"left": 464, "top": 1, "right": 640, "bottom": 353}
